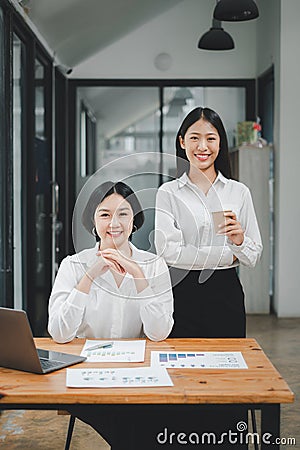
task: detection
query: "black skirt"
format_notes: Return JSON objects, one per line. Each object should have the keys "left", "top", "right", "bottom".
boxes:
{"left": 169, "top": 267, "right": 246, "bottom": 338}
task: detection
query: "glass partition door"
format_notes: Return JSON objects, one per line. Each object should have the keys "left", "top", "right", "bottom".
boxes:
{"left": 12, "top": 43, "right": 53, "bottom": 334}
{"left": 1, "top": 3, "right": 57, "bottom": 333}
{"left": 32, "top": 56, "right": 52, "bottom": 335}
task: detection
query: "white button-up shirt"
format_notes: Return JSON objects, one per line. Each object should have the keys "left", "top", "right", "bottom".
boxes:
{"left": 155, "top": 171, "right": 262, "bottom": 270}
{"left": 48, "top": 243, "right": 174, "bottom": 343}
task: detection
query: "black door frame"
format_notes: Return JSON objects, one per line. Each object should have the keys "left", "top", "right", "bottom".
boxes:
{"left": 0, "top": 0, "right": 13, "bottom": 307}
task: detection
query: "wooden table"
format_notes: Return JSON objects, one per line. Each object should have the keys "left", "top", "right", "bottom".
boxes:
{"left": 0, "top": 338, "right": 294, "bottom": 449}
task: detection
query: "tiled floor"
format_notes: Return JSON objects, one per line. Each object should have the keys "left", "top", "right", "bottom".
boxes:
{"left": 0, "top": 315, "right": 299, "bottom": 449}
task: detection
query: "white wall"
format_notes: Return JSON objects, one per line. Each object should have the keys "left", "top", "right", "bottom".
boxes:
{"left": 72, "top": 0, "right": 257, "bottom": 79}
{"left": 256, "top": 0, "right": 280, "bottom": 76}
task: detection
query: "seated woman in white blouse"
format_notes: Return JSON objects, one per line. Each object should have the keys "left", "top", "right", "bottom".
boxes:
{"left": 48, "top": 180, "right": 174, "bottom": 344}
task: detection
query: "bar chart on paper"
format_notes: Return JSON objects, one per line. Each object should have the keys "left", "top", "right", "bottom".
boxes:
{"left": 81, "top": 340, "right": 146, "bottom": 362}
{"left": 151, "top": 351, "right": 248, "bottom": 369}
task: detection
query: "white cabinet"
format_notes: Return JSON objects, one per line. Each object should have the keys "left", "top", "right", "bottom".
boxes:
{"left": 230, "top": 145, "right": 273, "bottom": 314}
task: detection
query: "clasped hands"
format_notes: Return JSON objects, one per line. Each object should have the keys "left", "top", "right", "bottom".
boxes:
{"left": 87, "top": 248, "right": 143, "bottom": 280}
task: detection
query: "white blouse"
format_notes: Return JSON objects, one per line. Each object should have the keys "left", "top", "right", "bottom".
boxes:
{"left": 155, "top": 171, "right": 262, "bottom": 271}
{"left": 48, "top": 243, "right": 174, "bottom": 343}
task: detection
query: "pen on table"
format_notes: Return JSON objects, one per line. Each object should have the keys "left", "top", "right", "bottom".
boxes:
{"left": 85, "top": 342, "right": 114, "bottom": 351}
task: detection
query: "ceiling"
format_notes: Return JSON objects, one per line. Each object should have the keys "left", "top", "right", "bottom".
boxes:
{"left": 17, "top": 0, "right": 242, "bottom": 141}
{"left": 18, "top": 0, "right": 185, "bottom": 137}
{"left": 22, "top": 0, "right": 184, "bottom": 67}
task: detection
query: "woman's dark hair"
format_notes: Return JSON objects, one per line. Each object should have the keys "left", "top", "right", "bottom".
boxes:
{"left": 82, "top": 181, "right": 144, "bottom": 242}
{"left": 175, "top": 107, "right": 232, "bottom": 179}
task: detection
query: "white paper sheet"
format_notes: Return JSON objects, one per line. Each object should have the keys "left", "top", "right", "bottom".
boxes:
{"left": 150, "top": 351, "right": 248, "bottom": 369}
{"left": 66, "top": 366, "right": 174, "bottom": 388}
{"left": 80, "top": 340, "right": 146, "bottom": 362}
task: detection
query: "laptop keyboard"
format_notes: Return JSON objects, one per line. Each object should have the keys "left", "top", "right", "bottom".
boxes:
{"left": 39, "top": 358, "right": 62, "bottom": 370}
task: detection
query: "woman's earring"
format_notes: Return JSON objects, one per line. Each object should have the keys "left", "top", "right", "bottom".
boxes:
{"left": 92, "top": 227, "right": 97, "bottom": 237}
{"left": 132, "top": 225, "right": 137, "bottom": 233}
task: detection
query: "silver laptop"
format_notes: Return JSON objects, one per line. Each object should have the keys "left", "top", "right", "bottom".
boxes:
{"left": 0, "top": 307, "right": 86, "bottom": 374}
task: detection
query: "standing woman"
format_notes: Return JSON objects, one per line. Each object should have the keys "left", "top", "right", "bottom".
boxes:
{"left": 155, "top": 107, "right": 262, "bottom": 338}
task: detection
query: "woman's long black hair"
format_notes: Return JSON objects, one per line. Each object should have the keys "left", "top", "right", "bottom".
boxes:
{"left": 82, "top": 181, "right": 144, "bottom": 242}
{"left": 175, "top": 107, "right": 232, "bottom": 179}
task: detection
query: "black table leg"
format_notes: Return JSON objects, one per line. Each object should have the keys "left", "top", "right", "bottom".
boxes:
{"left": 261, "top": 404, "right": 280, "bottom": 449}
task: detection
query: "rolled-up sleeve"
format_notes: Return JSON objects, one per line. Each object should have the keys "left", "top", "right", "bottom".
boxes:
{"left": 48, "top": 257, "right": 87, "bottom": 343}
{"left": 138, "top": 257, "right": 174, "bottom": 341}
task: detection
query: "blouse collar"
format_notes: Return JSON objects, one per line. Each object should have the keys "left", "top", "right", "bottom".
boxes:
{"left": 177, "top": 171, "right": 228, "bottom": 189}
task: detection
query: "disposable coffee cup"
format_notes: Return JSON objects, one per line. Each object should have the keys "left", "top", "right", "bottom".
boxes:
{"left": 211, "top": 210, "right": 232, "bottom": 233}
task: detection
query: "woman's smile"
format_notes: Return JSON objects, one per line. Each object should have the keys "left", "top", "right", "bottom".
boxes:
{"left": 107, "top": 230, "right": 123, "bottom": 238}
{"left": 194, "top": 152, "right": 212, "bottom": 161}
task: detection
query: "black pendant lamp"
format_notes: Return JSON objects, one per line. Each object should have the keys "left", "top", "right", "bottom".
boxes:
{"left": 198, "top": 19, "right": 234, "bottom": 51}
{"left": 213, "top": 0, "right": 259, "bottom": 22}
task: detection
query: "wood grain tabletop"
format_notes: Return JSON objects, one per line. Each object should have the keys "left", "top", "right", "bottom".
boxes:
{"left": 0, "top": 338, "right": 294, "bottom": 406}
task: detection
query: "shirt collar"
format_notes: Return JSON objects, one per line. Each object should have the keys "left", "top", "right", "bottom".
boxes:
{"left": 215, "top": 171, "right": 229, "bottom": 185}
{"left": 177, "top": 171, "right": 228, "bottom": 189}
{"left": 176, "top": 172, "right": 189, "bottom": 189}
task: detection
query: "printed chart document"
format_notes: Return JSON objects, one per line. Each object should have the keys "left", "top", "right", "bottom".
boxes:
{"left": 80, "top": 340, "right": 146, "bottom": 362}
{"left": 66, "top": 366, "right": 173, "bottom": 388}
{"left": 151, "top": 351, "right": 248, "bottom": 369}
